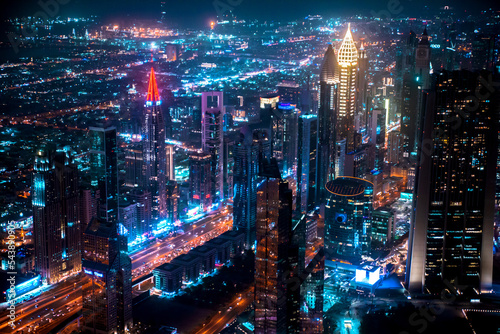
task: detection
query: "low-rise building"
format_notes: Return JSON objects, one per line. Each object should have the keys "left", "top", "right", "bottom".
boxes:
{"left": 171, "top": 253, "right": 201, "bottom": 283}
{"left": 190, "top": 245, "right": 217, "bottom": 273}
{"left": 153, "top": 263, "right": 184, "bottom": 293}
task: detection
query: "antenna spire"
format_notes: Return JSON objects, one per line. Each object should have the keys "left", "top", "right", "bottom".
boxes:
{"left": 146, "top": 67, "right": 160, "bottom": 102}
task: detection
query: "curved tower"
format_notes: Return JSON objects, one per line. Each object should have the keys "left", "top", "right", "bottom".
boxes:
{"left": 324, "top": 176, "right": 373, "bottom": 259}
{"left": 317, "top": 44, "right": 338, "bottom": 203}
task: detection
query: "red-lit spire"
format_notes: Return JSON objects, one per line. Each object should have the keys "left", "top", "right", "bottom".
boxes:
{"left": 146, "top": 67, "right": 160, "bottom": 102}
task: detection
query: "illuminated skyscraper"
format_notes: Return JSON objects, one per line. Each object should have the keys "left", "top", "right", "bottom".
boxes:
{"left": 277, "top": 80, "right": 301, "bottom": 106}
{"left": 166, "top": 180, "right": 179, "bottom": 225}
{"left": 166, "top": 144, "right": 175, "bottom": 182}
{"left": 406, "top": 70, "right": 497, "bottom": 294}
{"left": 129, "top": 189, "right": 152, "bottom": 238}
{"left": 398, "top": 29, "right": 430, "bottom": 159}
{"left": 90, "top": 126, "right": 119, "bottom": 224}
{"left": 124, "top": 146, "right": 143, "bottom": 188}
{"left": 260, "top": 93, "right": 294, "bottom": 172}
{"left": 367, "top": 108, "right": 386, "bottom": 172}
{"left": 254, "top": 159, "right": 299, "bottom": 334}
{"left": 202, "top": 91, "right": 224, "bottom": 203}
{"left": 233, "top": 127, "right": 259, "bottom": 247}
{"left": 189, "top": 151, "right": 213, "bottom": 211}
{"left": 273, "top": 103, "right": 298, "bottom": 174}
{"left": 80, "top": 187, "right": 99, "bottom": 230}
{"left": 82, "top": 218, "right": 132, "bottom": 334}
{"left": 223, "top": 136, "right": 234, "bottom": 200}
{"left": 324, "top": 177, "right": 373, "bottom": 259}
{"left": 143, "top": 67, "right": 167, "bottom": 228}
{"left": 33, "top": 149, "right": 81, "bottom": 284}
{"left": 297, "top": 114, "right": 318, "bottom": 214}
{"left": 317, "top": 44, "right": 338, "bottom": 202}
{"left": 337, "top": 23, "right": 358, "bottom": 153}
{"left": 356, "top": 42, "right": 369, "bottom": 118}
{"left": 415, "top": 29, "right": 431, "bottom": 90}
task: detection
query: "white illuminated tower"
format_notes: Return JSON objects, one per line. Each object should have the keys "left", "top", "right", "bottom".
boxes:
{"left": 337, "top": 23, "right": 358, "bottom": 153}
{"left": 143, "top": 68, "right": 167, "bottom": 228}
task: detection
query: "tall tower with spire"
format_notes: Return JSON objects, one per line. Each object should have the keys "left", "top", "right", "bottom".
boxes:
{"left": 143, "top": 67, "right": 167, "bottom": 228}
{"left": 415, "top": 28, "right": 431, "bottom": 90}
{"left": 317, "top": 44, "right": 338, "bottom": 202}
{"left": 357, "top": 41, "right": 369, "bottom": 125}
{"left": 337, "top": 23, "right": 358, "bottom": 153}
{"left": 400, "top": 28, "right": 431, "bottom": 161}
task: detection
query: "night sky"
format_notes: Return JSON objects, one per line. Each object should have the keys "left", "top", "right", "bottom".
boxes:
{"left": 2, "top": 0, "right": 499, "bottom": 27}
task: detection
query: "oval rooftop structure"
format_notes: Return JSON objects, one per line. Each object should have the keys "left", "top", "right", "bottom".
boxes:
{"left": 325, "top": 177, "right": 373, "bottom": 197}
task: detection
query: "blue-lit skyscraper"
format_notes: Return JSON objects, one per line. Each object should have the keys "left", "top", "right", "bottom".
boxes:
{"left": 254, "top": 158, "right": 299, "bottom": 333}
{"left": 233, "top": 127, "right": 259, "bottom": 248}
{"left": 297, "top": 114, "right": 318, "bottom": 214}
{"left": 398, "top": 29, "right": 430, "bottom": 159}
{"left": 189, "top": 151, "right": 213, "bottom": 212}
{"left": 270, "top": 103, "right": 298, "bottom": 174}
{"left": 33, "top": 149, "right": 81, "bottom": 284}
{"left": 317, "top": 44, "right": 338, "bottom": 202}
{"left": 202, "top": 91, "right": 224, "bottom": 203}
{"left": 324, "top": 177, "right": 373, "bottom": 259}
{"left": 89, "top": 126, "right": 119, "bottom": 224}
{"left": 143, "top": 67, "right": 167, "bottom": 228}
{"left": 407, "top": 70, "right": 497, "bottom": 294}
{"left": 82, "top": 218, "right": 132, "bottom": 333}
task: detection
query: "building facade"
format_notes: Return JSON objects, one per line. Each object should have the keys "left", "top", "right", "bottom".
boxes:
{"left": 143, "top": 67, "right": 167, "bottom": 227}
{"left": 254, "top": 159, "right": 299, "bottom": 334}
{"left": 297, "top": 114, "right": 318, "bottom": 214}
{"left": 82, "top": 218, "right": 132, "bottom": 334}
{"left": 317, "top": 44, "right": 337, "bottom": 202}
{"left": 89, "top": 126, "right": 119, "bottom": 224}
{"left": 189, "top": 152, "right": 213, "bottom": 211}
{"left": 33, "top": 149, "right": 81, "bottom": 284}
{"left": 406, "top": 70, "right": 497, "bottom": 294}
{"left": 324, "top": 177, "right": 373, "bottom": 259}
{"left": 201, "top": 91, "right": 224, "bottom": 203}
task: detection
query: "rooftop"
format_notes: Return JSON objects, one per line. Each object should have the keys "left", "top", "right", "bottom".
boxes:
{"left": 325, "top": 177, "right": 373, "bottom": 197}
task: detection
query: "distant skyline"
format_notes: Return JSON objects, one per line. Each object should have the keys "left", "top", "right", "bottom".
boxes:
{"left": 2, "top": 0, "right": 499, "bottom": 28}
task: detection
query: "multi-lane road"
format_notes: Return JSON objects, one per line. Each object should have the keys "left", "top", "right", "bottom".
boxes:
{"left": 194, "top": 286, "right": 254, "bottom": 334}
{"left": 132, "top": 208, "right": 232, "bottom": 276}
{"left": 0, "top": 275, "right": 88, "bottom": 334}
{"left": 0, "top": 208, "right": 232, "bottom": 334}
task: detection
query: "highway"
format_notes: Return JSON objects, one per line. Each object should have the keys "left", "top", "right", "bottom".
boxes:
{"left": 0, "top": 209, "right": 232, "bottom": 334}
{"left": 132, "top": 208, "right": 232, "bottom": 278}
{"left": 0, "top": 275, "right": 88, "bottom": 334}
{"left": 194, "top": 286, "right": 254, "bottom": 334}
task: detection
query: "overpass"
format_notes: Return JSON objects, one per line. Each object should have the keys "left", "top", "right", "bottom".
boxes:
{"left": 132, "top": 273, "right": 154, "bottom": 291}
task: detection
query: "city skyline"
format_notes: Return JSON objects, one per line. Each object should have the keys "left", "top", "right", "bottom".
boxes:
{"left": 0, "top": 2, "right": 499, "bottom": 334}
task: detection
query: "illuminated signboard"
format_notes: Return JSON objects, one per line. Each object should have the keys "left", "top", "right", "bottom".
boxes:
{"left": 13, "top": 275, "right": 42, "bottom": 299}
{"left": 84, "top": 269, "right": 105, "bottom": 278}
{"left": 400, "top": 192, "right": 413, "bottom": 201}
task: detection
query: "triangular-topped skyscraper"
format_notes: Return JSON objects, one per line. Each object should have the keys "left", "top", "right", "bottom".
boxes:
{"left": 143, "top": 67, "right": 167, "bottom": 228}
{"left": 146, "top": 67, "right": 160, "bottom": 103}
{"left": 337, "top": 23, "right": 358, "bottom": 154}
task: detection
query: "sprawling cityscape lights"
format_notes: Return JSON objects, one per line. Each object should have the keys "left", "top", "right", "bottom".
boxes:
{"left": 0, "top": 1, "right": 499, "bottom": 334}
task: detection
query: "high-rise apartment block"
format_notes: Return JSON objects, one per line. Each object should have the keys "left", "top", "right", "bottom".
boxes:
{"left": 202, "top": 91, "right": 224, "bottom": 203}
{"left": 406, "top": 70, "right": 498, "bottom": 294}
{"left": 33, "top": 149, "right": 81, "bottom": 284}
{"left": 82, "top": 218, "right": 133, "bottom": 334}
